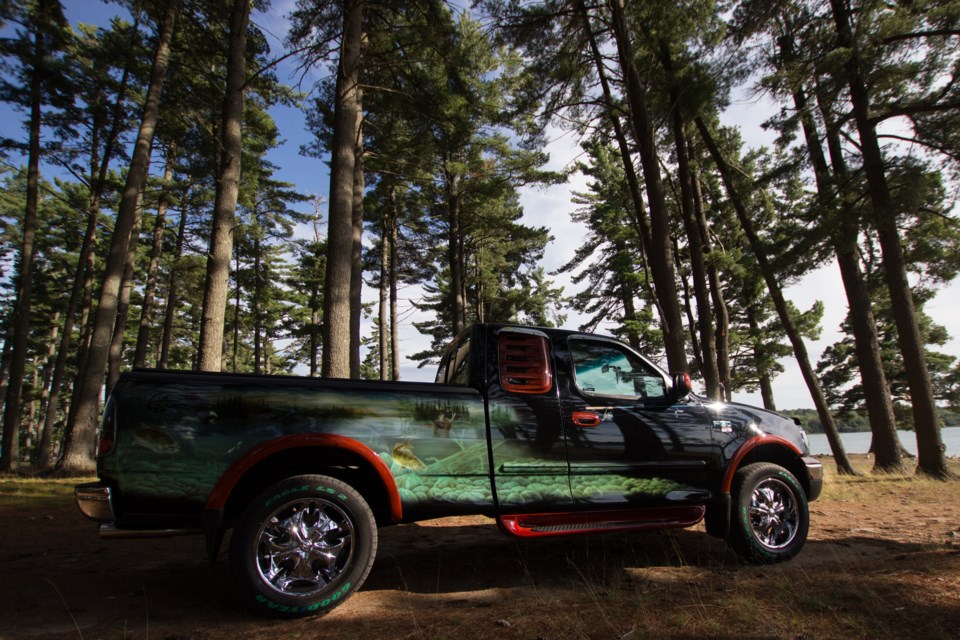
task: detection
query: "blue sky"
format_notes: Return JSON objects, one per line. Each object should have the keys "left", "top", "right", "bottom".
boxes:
{"left": 3, "top": 0, "right": 958, "bottom": 409}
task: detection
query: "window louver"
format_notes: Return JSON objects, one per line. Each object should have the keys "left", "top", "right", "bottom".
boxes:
{"left": 498, "top": 333, "right": 553, "bottom": 394}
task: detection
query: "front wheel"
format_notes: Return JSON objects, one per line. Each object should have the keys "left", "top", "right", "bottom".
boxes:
{"left": 728, "top": 463, "right": 809, "bottom": 564}
{"left": 230, "top": 475, "right": 378, "bottom": 617}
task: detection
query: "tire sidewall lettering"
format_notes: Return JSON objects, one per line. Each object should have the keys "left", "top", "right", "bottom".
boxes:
{"left": 255, "top": 582, "right": 353, "bottom": 613}
{"left": 316, "top": 485, "right": 348, "bottom": 502}
{"left": 264, "top": 484, "right": 310, "bottom": 508}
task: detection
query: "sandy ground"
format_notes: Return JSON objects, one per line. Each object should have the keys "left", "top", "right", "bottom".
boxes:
{"left": 1, "top": 458, "right": 959, "bottom": 640}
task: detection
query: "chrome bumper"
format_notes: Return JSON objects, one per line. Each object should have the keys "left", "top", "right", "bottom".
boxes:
{"left": 75, "top": 482, "right": 115, "bottom": 523}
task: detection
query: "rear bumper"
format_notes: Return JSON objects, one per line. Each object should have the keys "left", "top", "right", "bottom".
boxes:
{"left": 75, "top": 482, "right": 115, "bottom": 523}
{"left": 803, "top": 455, "right": 824, "bottom": 501}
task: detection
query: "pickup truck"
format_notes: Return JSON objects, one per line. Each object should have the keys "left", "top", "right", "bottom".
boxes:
{"left": 76, "top": 323, "right": 822, "bottom": 617}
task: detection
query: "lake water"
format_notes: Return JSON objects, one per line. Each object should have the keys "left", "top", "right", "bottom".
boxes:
{"left": 806, "top": 425, "right": 960, "bottom": 457}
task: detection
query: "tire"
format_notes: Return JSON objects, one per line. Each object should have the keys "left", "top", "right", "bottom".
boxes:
{"left": 728, "top": 463, "right": 809, "bottom": 564}
{"left": 230, "top": 475, "right": 378, "bottom": 618}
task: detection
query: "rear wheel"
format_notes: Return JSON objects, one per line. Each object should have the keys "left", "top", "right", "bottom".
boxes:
{"left": 728, "top": 463, "right": 808, "bottom": 564}
{"left": 230, "top": 475, "right": 377, "bottom": 617}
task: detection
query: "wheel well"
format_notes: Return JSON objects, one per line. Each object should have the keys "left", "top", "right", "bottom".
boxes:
{"left": 221, "top": 447, "right": 395, "bottom": 528}
{"left": 735, "top": 444, "right": 812, "bottom": 498}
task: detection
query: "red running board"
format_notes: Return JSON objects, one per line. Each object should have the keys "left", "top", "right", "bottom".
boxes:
{"left": 497, "top": 506, "right": 706, "bottom": 538}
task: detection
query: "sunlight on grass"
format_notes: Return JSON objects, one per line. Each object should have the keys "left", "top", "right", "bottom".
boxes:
{"left": 0, "top": 476, "right": 96, "bottom": 508}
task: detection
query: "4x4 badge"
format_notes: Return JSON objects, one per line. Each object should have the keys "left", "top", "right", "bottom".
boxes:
{"left": 712, "top": 420, "right": 734, "bottom": 433}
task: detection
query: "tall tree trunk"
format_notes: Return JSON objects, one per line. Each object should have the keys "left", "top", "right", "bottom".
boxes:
{"left": 379, "top": 219, "right": 389, "bottom": 381}
{"left": 674, "top": 239, "right": 702, "bottom": 371}
{"left": 322, "top": 0, "right": 364, "bottom": 378}
{"left": 696, "top": 116, "right": 858, "bottom": 475}
{"left": 107, "top": 187, "right": 145, "bottom": 395}
{"left": 446, "top": 170, "right": 466, "bottom": 335}
{"left": 58, "top": 0, "right": 178, "bottom": 475}
{"left": 159, "top": 188, "right": 189, "bottom": 369}
{"left": 747, "top": 304, "right": 778, "bottom": 411}
{"left": 782, "top": 43, "right": 904, "bottom": 473}
{"left": 577, "top": 0, "right": 666, "bottom": 333}
{"left": 349, "top": 111, "right": 364, "bottom": 379}
{"left": 607, "top": 0, "right": 687, "bottom": 372}
{"left": 253, "top": 233, "right": 263, "bottom": 374}
{"left": 389, "top": 189, "right": 400, "bottom": 381}
{"left": 828, "top": 0, "right": 948, "bottom": 478}
{"left": 35, "top": 313, "right": 59, "bottom": 466}
{"left": 232, "top": 249, "right": 242, "bottom": 373}
{"left": 134, "top": 150, "right": 174, "bottom": 368}
{"left": 690, "top": 147, "right": 731, "bottom": 399}
{"left": 0, "top": 11, "right": 46, "bottom": 471}
{"left": 661, "top": 45, "right": 720, "bottom": 398}
{"left": 197, "top": 0, "right": 250, "bottom": 372}
{"left": 39, "top": 119, "right": 128, "bottom": 467}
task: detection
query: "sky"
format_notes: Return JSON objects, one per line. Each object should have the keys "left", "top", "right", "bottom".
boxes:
{"left": 6, "top": 1, "right": 959, "bottom": 410}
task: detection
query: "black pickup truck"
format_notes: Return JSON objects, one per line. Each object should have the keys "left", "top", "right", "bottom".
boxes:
{"left": 76, "top": 323, "right": 822, "bottom": 617}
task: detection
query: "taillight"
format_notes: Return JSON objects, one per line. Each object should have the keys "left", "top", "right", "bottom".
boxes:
{"left": 96, "top": 399, "right": 117, "bottom": 457}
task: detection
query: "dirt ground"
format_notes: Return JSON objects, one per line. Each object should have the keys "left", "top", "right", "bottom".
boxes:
{"left": 2, "top": 456, "right": 959, "bottom": 640}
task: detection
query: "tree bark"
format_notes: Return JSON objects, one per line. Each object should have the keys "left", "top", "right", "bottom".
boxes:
{"left": 107, "top": 188, "right": 145, "bottom": 395}
{"left": 253, "top": 233, "right": 263, "bottom": 374}
{"left": 664, "top": 49, "right": 719, "bottom": 397}
{"left": 197, "top": 0, "right": 250, "bottom": 372}
{"left": 322, "top": 0, "right": 365, "bottom": 378}
{"left": 747, "top": 304, "right": 778, "bottom": 411}
{"left": 690, "top": 147, "right": 731, "bottom": 400}
{"left": 232, "top": 249, "right": 242, "bottom": 373}
{"left": 349, "top": 109, "right": 364, "bottom": 379}
{"left": 34, "top": 313, "right": 59, "bottom": 466}
{"left": 389, "top": 188, "right": 400, "bottom": 381}
{"left": 446, "top": 168, "right": 467, "bottom": 335}
{"left": 828, "top": 0, "right": 948, "bottom": 478}
{"left": 379, "top": 215, "right": 389, "bottom": 381}
{"left": 58, "top": 0, "right": 178, "bottom": 475}
{"left": 696, "top": 116, "right": 858, "bottom": 475}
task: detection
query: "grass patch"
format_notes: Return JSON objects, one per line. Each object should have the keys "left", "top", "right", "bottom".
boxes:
{"left": 0, "top": 476, "right": 96, "bottom": 509}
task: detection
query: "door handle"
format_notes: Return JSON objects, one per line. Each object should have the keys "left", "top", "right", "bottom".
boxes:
{"left": 572, "top": 411, "right": 601, "bottom": 427}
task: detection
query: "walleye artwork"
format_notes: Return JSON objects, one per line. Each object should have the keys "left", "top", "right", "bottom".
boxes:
{"left": 76, "top": 324, "right": 823, "bottom": 618}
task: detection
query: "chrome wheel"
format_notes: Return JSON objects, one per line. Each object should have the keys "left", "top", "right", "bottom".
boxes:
{"left": 748, "top": 477, "right": 799, "bottom": 550}
{"left": 255, "top": 498, "right": 355, "bottom": 598}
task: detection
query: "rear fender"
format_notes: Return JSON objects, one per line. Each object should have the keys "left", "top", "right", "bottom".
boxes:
{"left": 202, "top": 434, "right": 401, "bottom": 562}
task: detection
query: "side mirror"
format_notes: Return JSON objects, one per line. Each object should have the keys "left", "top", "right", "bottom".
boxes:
{"left": 668, "top": 372, "right": 692, "bottom": 402}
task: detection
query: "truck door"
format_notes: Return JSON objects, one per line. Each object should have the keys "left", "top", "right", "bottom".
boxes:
{"left": 556, "top": 335, "right": 715, "bottom": 507}
{"left": 487, "top": 328, "right": 574, "bottom": 512}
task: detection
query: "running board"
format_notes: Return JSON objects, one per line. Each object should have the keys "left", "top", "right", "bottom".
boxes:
{"left": 99, "top": 524, "right": 203, "bottom": 539}
{"left": 497, "top": 506, "right": 705, "bottom": 538}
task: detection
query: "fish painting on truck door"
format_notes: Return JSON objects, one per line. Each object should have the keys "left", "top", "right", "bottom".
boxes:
{"left": 556, "top": 335, "right": 716, "bottom": 508}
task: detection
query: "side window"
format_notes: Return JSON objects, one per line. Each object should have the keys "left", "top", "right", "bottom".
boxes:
{"left": 568, "top": 338, "right": 666, "bottom": 399}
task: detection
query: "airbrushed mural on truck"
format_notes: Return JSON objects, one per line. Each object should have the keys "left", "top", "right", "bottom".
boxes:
{"left": 108, "top": 380, "right": 698, "bottom": 513}
{"left": 78, "top": 324, "right": 823, "bottom": 618}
